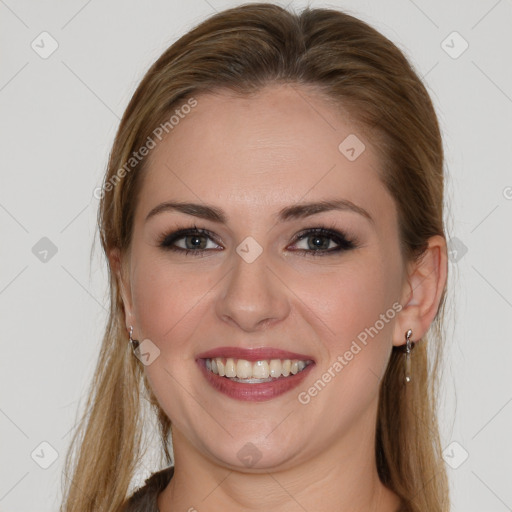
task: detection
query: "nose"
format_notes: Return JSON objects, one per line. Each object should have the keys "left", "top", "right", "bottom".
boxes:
{"left": 215, "top": 248, "right": 290, "bottom": 332}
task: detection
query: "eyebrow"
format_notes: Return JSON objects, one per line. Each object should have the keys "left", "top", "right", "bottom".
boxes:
{"left": 145, "top": 199, "right": 374, "bottom": 225}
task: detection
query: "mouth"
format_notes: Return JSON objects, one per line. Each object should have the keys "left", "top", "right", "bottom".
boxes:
{"left": 204, "top": 356, "right": 313, "bottom": 382}
{"left": 196, "top": 347, "right": 315, "bottom": 402}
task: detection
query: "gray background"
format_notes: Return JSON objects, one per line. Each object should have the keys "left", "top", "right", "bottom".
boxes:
{"left": 1, "top": 0, "right": 511, "bottom": 510}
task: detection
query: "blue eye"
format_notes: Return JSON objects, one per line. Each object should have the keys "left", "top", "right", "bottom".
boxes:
{"left": 158, "top": 224, "right": 358, "bottom": 257}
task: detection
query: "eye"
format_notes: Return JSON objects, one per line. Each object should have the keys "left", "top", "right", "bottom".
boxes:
{"left": 158, "top": 224, "right": 358, "bottom": 257}
{"left": 158, "top": 225, "right": 222, "bottom": 256}
{"left": 289, "top": 227, "right": 357, "bottom": 256}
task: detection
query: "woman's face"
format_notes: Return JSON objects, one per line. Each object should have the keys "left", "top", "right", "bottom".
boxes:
{"left": 119, "top": 84, "right": 408, "bottom": 471}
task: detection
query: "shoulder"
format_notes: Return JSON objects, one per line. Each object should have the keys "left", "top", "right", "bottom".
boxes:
{"left": 122, "top": 466, "right": 175, "bottom": 512}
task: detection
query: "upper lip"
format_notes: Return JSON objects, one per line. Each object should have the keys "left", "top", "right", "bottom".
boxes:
{"left": 196, "top": 346, "right": 315, "bottom": 362}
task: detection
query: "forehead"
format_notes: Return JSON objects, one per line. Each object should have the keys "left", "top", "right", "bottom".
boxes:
{"left": 137, "top": 84, "right": 395, "bottom": 226}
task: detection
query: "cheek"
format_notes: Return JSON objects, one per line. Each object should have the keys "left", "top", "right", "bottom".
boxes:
{"left": 129, "top": 256, "right": 212, "bottom": 424}
{"left": 279, "top": 259, "right": 401, "bottom": 438}
{"left": 307, "top": 258, "right": 395, "bottom": 321}
{"left": 292, "top": 255, "right": 400, "bottom": 368}
{"left": 129, "top": 254, "right": 209, "bottom": 353}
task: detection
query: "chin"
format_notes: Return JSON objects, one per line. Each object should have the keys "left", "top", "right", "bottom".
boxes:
{"left": 206, "top": 437, "right": 303, "bottom": 473}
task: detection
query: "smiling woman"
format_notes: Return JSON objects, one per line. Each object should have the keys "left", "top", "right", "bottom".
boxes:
{"left": 60, "top": 4, "right": 450, "bottom": 512}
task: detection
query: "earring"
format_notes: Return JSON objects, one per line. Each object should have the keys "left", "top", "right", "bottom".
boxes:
{"left": 404, "top": 329, "right": 415, "bottom": 383}
{"left": 129, "top": 325, "right": 140, "bottom": 353}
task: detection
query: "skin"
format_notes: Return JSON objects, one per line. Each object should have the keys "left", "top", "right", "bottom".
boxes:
{"left": 111, "top": 84, "right": 447, "bottom": 512}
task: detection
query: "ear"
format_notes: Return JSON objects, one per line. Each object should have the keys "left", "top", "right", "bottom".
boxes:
{"left": 109, "top": 247, "right": 134, "bottom": 333}
{"left": 392, "top": 235, "right": 448, "bottom": 347}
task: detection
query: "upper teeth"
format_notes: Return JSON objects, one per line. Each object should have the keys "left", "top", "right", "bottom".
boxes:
{"left": 205, "top": 357, "right": 312, "bottom": 379}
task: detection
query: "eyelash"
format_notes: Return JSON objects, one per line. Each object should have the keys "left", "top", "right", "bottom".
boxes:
{"left": 157, "top": 223, "right": 358, "bottom": 257}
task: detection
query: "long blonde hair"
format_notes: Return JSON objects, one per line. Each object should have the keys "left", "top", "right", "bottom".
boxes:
{"left": 60, "top": 4, "right": 450, "bottom": 511}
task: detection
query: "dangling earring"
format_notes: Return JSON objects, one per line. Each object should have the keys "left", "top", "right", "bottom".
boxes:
{"left": 404, "top": 329, "right": 415, "bottom": 383}
{"left": 129, "top": 325, "right": 140, "bottom": 353}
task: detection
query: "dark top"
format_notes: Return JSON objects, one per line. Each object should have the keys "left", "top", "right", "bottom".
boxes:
{"left": 122, "top": 466, "right": 407, "bottom": 512}
{"left": 122, "top": 466, "right": 174, "bottom": 512}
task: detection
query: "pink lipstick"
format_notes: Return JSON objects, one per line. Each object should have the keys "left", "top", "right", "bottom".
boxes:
{"left": 196, "top": 347, "right": 315, "bottom": 402}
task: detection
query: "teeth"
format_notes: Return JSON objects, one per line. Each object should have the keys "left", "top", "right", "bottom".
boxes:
{"left": 269, "top": 359, "right": 281, "bottom": 378}
{"left": 205, "top": 357, "right": 312, "bottom": 380}
{"left": 225, "top": 358, "right": 236, "bottom": 378}
{"left": 282, "top": 359, "right": 291, "bottom": 376}
{"left": 236, "top": 359, "right": 252, "bottom": 379}
{"left": 253, "top": 360, "right": 270, "bottom": 379}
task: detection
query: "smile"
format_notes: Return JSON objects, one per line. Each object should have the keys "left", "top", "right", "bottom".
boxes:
{"left": 205, "top": 357, "right": 313, "bottom": 382}
{"left": 197, "top": 357, "right": 315, "bottom": 402}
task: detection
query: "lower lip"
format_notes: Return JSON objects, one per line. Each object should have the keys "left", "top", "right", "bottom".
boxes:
{"left": 197, "top": 359, "right": 315, "bottom": 402}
